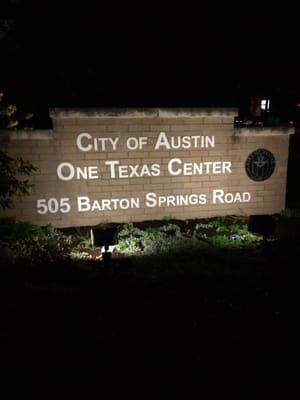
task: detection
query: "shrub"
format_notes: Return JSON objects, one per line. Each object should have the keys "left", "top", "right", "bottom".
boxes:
{"left": 116, "top": 219, "right": 260, "bottom": 256}
{"left": 194, "top": 221, "right": 259, "bottom": 249}
{"left": 280, "top": 208, "right": 300, "bottom": 218}
{"left": 0, "top": 220, "right": 73, "bottom": 264}
{"left": 117, "top": 222, "right": 198, "bottom": 256}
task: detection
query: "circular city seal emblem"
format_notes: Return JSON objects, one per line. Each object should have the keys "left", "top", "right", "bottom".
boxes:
{"left": 245, "top": 149, "right": 275, "bottom": 181}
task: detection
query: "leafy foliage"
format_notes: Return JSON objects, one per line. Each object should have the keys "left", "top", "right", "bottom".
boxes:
{"left": 0, "top": 217, "right": 261, "bottom": 265}
{"left": 194, "top": 221, "right": 259, "bottom": 249}
{"left": 116, "top": 219, "right": 259, "bottom": 256}
{"left": 0, "top": 149, "right": 37, "bottom": 208}
{"left": 0, "top": 92, "right": 37, "bottom": 208}
{"left": 0, "top": 220, "right": 73, "bottom": 264}
{"left": 0, "top": 17, "right": 11, "bottom": 41}
{"left": 280, "top": 208, "right": 300, "bottom": 218}
{"left": 116, "top": 223, "right": 144, "bottom": 254}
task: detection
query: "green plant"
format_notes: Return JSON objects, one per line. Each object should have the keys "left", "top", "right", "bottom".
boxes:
{"left": 280, "top": 208, "right": 300, "bottom": 218}
{"left": 17, "top": 225, "right": 72, "bottom": 263}
{"left": 0, "top": 220, "right": 74, "bottom": 264}
{"left": 0, "top": 92, "right": 37, "bottom": 209}
{"left": 117, "top": 222, "right": 207, "bottom": 256}
{"left": 70, "top": 250, "right": 92, "bottom": 260}
{"left": 194, "top": 220, "right": 259, "bottom": 249}
{"left": 76, "top": 234, "right": 92, "bottom": 248}
{"left": 116, "top": 223, "right": 143, "bottom": 254}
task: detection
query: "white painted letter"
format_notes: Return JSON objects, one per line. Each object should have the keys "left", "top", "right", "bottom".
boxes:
{"left": 145, "top": 192, "right": 157, "bottom": 207}
{"left": 78, "top": 196, "right": 91, "bottom": 212}
{"left": 155, "top": 132, "right": 170, "bottom": 150}
{"left": 222, "top": 161, "right": 232, "bottom": 173}
{"left": 88, "top": 166, "right": 99, "bottom": 179}
{"left": 76, "top": 132, "right": 93, "bottom": 152}
{"left": 109, "top": 137, "right": 119, "bottom": 150}
{"left": 139, "top": 137, "right": 148, "bottom": 149}
{"left": 168, "top": 158, "right": 182, "bottom": 176}
{"left": 213, "top": 189, "right": 224, "bottom": 204}
{"left": 105, "top": 160, "right": 120, "bottom": 178}
{"left": 127, "top": 137, "right": 139, "bottom": 150}
{"left": 243, "top": 192, "right": 251, "bottom": 202}
{"left": 57, "top": 162, "right": 75, "bottom": 181}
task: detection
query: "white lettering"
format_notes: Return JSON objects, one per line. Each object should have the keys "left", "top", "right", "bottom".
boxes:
{"left": 155, "top": 132, "right": 215, "bottom": 150}
{"left": 243, "top": 192, "right": 251, "bottom": 202}
{"left": 126, "top": 137, "right": 139, "bottom": 150}
{"left": 167, "top": 159, "right": 232, "bottom": 176}
{"left": 181, "top": 136, "right": 191, "bottom": 149}
{"left": 76, "top": 132, "right": 93, "bottom": 152}
{"left": 168, "top": 158, "right": 182, "bottom": 176}
{"left": 57, "top": 162, "right": 75, "bottom": 181}
{"left": 101, "top": 199, "right": 112, "bottom": 210}
{"left": 76, "top": 133, "right": 120, "bottom": 152}
{"left": 145, "top": 192, "right": 208, "bottom": 208}
{"left": 126, "top": 137, "right": 148, "bottom": 150}
{"left": 119, "top": 165, "right": 129, "bottom": 178}
{"left": 129, "top": 164, "right": 140, "bottom": 177}
{"left": 88, "top": 166, "right": 99, "bottom": 179}
{"left": 57, "top": 163, "right": 99, "bottom": 181}
{"left": 78, "top": 196, "right": 91, "bottom": 212}
{"left": 145, "top": 192, "right": 157, "bottom": 207}
{"left": 139, "top": 137, "right": 148, "bottom": 149}
{"left": 105, "top": 161, "right": 161, "bottom": 178}
{"left": 105, "top": 160, "right": 120, "bottom": 178}
{"left": 37, "top": 198, "right": 71, "bottom": 214}
{"left": 110, "top": 137, "right": 119, "bottom": 151}
{"left": 155, "top": 131, "right": 170, "bottom": 150}
{"left": 140, "top": 164, "right": 151, "bottom": 177}
{"left": 78, "top": 196, "right": 140, "bottom": 211}
{"left": 223, "top": 161, "right": 232, "bottom": 173}
{"left": 77, "top": 167, "right": 88, "bottom": 180}
{"left": 213, "top": 190, "right": 251, "bottom": 204}
{"left": 205, "top": 136, "right": 215, "bottom": 148}
{"left": 151, "top": 164, "right": 161, "bottom": 176}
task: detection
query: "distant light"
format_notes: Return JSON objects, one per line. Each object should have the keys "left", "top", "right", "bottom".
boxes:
{"left": 296, "top": 102, "right": 300, "bottom": 109}
{"left": 260, "top": 99, "right": 270, "bottom": 112}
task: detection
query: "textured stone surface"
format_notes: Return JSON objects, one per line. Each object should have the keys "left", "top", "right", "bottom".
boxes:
{"left": 0, "top": 109, "right": 293, "bottom": 228}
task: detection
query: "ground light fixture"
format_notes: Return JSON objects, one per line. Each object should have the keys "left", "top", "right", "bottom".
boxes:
{"left": 91, "top": 226, "right": 118, "bottom": 266}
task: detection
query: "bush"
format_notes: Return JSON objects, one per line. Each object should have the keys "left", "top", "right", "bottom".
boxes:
{"left": 116, "top": 219, "right": 260, "bottom": 256}
{"left": 280, "top": 208, "right": 300, "bottom": 218}
{"left": 194, "top": 221, "right": 259, "bottom": 249}
{"left": 0, "top": 220, "right": 73, "bottom": 264}
{"left": 116, "top": 222, "right": 189, "bottom": 255}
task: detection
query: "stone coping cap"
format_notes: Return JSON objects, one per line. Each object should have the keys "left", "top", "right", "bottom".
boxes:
{"left": 234, "top": 126, "right": 295, "bottom": 136}
{"left": 2, "top": 126, "right": 294, "bottom": 140}
{"left": 49, "top": 107, "right": 238, "bottom": 119}
{"left": 1, "top": 129, "right": 54, "bottom": 140}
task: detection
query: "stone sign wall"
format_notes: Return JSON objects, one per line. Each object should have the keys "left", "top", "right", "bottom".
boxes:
{"left": 0, "top": 108, "right": 294, "bottom": 228}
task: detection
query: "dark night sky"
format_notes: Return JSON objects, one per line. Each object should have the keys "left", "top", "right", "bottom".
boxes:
{"left": 1, "top": 1, "right": 299, "bottom": 125}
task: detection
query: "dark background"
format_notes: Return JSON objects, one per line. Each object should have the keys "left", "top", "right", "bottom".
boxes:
{"left": 1, "top": 1, "right": 300, "bottom": 125}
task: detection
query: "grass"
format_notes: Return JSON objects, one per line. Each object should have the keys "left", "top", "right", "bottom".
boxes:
{"left": 0, "top": 214, "right": 299, "bottom": 393}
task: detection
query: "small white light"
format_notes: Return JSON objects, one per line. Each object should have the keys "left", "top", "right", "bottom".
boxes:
{"left": 101, "top": 245, "right": 116, "bottom": 253}
{"left": 260, "top": 98, "right": 270, "bottom": 111}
